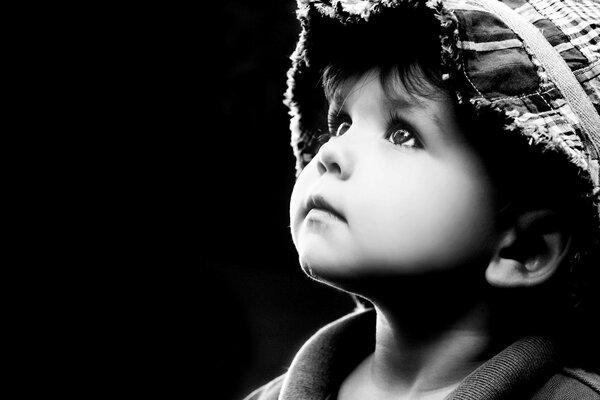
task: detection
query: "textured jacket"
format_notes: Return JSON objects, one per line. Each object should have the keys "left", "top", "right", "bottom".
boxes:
{"left": 243, "top": 308, "right": 600, "bottom": 400}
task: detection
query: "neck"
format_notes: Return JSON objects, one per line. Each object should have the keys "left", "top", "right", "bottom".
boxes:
{"left": 371, "top": 302, "right": 493, "bottom": 395}
{"left": 341, "top": 268, "right": 508, "bottom": 399}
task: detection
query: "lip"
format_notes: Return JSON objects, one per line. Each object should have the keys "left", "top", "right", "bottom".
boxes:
{"left": 304, "top": 194, "right": 346, "bottom": 222}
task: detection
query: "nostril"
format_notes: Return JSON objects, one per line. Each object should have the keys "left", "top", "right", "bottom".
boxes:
{"left": 317, "top": 154, "right": 342, "bottom": 176}
{"left": 316, "top": 139, "right": 351, "bottom": 179}
{"left": 317, "top": 159, "right": 326, "bottom": 175}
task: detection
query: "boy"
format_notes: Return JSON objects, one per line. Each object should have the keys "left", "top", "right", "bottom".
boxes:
{"left": 245, "top": 0, "right": 600, "bottom": 399}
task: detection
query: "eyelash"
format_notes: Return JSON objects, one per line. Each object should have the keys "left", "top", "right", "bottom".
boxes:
{"left": 318, "top": 109, "right": 422, "bottom": 149}
{"left": 384, "top": 112, "right": 422, "bottom": 148}
{"left": 327, "top": 108, "right": 350, "bottom": 137}
{"left": 315, "top": 108, "right": 348, "bottom": 147}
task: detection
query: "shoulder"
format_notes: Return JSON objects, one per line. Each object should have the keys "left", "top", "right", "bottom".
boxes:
{"left": 241, "top": 308, "right": 374, "bottom": 400}
{"left": 241, "top": 374, "right": 286, "bottom": 400}
{"left": 533, "top": 366, "right": 600, "bottom": 399}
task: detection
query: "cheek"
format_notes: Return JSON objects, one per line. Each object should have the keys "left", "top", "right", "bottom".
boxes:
{"left": 353, "top": 160, "right": 497, "bottom": 270}
{"left": 417, "top": 170, "right": 497, "bottom": 261}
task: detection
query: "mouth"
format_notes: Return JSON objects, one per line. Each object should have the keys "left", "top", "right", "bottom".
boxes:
{"left": 305, "top": 195, "right": 346, "bottom": 222}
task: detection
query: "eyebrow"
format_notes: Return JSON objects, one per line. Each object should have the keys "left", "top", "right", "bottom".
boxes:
{"left": 327, "top": 81, "right": 420, "bottom": 114}
{"left": 328, "top": 90, "right": 349, "bottom": 113}
{"left": 326, "top": 76, "right": 368, "bottom": 112}
{"left": 384, "top": 96, "right": 418, "bottom": 111}
{"left": 432, "top": 113, "right": 445, "bottom": 132}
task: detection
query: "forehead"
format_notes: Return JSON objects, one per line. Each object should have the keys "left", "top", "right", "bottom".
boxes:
{"left": 323, "top": 67, "right": 447, "bottom": 111}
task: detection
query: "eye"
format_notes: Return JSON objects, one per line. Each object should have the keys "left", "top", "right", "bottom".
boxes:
{"left": 327, "top": 103, "right": 350, "bottom": 138}
{"left": 387, "top": 128, "right": 417, "bottom": 147}
{"left": 334, "top": 121, "right": 351, "bottom": 137}
{"left": 317, "top": 118, "right": 351, "bottom": 150}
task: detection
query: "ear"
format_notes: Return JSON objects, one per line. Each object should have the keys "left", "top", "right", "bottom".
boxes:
{"left": 486, "top": 210, "right": 572, "bottom": 288}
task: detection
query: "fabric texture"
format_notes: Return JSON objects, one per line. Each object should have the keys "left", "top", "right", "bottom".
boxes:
{"left": 243, "top": 309, "right": 600, "bottom": 400}
{"left": 284, "top": 0, "right": 600, "bottom": 223}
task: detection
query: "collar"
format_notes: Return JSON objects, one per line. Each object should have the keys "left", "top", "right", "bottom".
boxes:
{"left": 279, "top": 308, "right": 561, "bottom": 400}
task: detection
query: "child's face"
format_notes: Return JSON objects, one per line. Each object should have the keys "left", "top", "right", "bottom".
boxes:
{"left": 289, "top": 71, "right": 501, "bottom": 284}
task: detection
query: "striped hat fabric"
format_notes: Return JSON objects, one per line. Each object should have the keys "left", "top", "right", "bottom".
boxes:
{"left": 284, "top": 0, "right": 600, "bottom": 223}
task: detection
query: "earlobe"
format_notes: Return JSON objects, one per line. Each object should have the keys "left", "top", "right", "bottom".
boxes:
{"left": 485, "top": 210, "right": 572, "bottom": 288}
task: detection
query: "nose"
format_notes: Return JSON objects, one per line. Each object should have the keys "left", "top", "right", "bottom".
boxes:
{"left": 316, "top": 136, "right": 354, "bottom": 180}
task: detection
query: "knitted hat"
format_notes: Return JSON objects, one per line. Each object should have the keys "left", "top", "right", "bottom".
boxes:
{"left": 284, "top": 0, "right": 600, "bottom": 224}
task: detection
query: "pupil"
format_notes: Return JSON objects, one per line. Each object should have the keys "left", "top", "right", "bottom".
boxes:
{"left": 393, "top": 130, "right": 406, "bottom": 143}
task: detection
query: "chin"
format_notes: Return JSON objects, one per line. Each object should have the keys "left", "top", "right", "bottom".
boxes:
{"left": 299, "top": 254, "right": 364, "bottom": 285}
